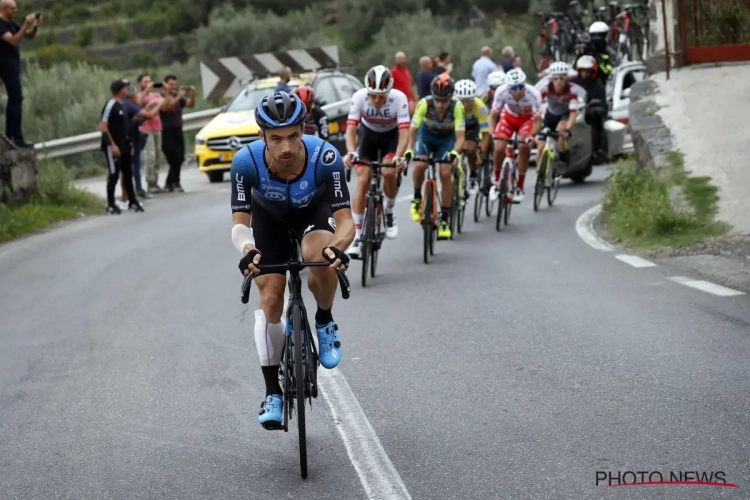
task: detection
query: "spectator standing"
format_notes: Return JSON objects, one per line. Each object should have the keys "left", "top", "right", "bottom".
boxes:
{"left": 433, "top": 51, "right": 452, "bottom": 75}
{"left": 136, "top": 73, "right": 165, "bottom": 195}
{"left": 122, "top": 87, "right": 161, "bottom": 201}
{"left": 100, "top": 79, "right": 143, "bottom": 214}
{"left": 472, "top": 46, "right": 497, "bottom": 95}
{"left": 391, "top": 51, "right": 415, "bottom": 114}
{"left": 159, "top": 75, "right": 195, "bottom": 193}
{"left": 498, "top": 46, "right": 515, "bottom": 72}
{"left": 416, "top": 56, "right": 434, "bottom": 99}
{"left": 0, "top": 0, "right": 41, "bottom": 148}
{"left": 275, "top": 67, "right": 292, "bottom": 92}
{"left": 513, "top": 56, "right": 522, "bottom": 68}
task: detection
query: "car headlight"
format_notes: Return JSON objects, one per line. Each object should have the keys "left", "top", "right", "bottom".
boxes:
{"left": 195, "top": 134, "right": 206, "bottom": 146}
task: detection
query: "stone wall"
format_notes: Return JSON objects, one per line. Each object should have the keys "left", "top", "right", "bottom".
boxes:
{"left": 0, "top": 139, "right": 38, "bottom": 206}
{"left": 646, "top": 0, "right": 684, "bottom": 73}
{"left": 628, "top": 79, "right": 673, "bottom": 168}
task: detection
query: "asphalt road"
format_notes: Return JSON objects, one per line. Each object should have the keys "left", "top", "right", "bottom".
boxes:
{"left": 2, "top": 166, "right": 749, "bottom": 499}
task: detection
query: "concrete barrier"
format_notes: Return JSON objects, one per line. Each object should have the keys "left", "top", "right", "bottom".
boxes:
{"left": 628, "top": 79, "right": 673, "bottom": 168}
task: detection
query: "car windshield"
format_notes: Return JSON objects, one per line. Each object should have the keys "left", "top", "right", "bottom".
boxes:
{"left": 225, "top": 86, "right": 298, "bottom": 113}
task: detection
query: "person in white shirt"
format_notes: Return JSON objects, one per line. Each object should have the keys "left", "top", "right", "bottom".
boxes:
{"left": 472, "top": 46, "right": 498, "bottom": 95}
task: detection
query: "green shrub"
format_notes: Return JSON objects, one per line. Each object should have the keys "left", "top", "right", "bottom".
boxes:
{"left": 132, "top": 49, "right": 161, "bottom": 68}
{"left": 33, "top": 29, "right": 58, "bottom": 49}
{"left": 36, "top": 44, "right": 80, "bottom": 68}
{"left": 113, "top": 23, "right": 133, "bottom": 44}
{"left": 73, "top": 25, "right": 95, "bottom": 47}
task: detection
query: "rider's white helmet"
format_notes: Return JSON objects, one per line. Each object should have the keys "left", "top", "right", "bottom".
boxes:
{"left": 576, "top": 55, "right": 597, "bottom": 70}
{"left": 505, "top": 68, "right": 526, "bottom": 86}
{"left": 548, "top": 61, "right": 570, "bottom": 75}
{"left": 589, "top": 21, "right": 610, "bottom": 34}
{"left": 454, "top": 79, "right": 476, "bottom": 99}
{"left": 364, "top": 65, "right": 393, "bottom": 95}
{"left": 487, "top": 71, "right": 506, "bottom": 89}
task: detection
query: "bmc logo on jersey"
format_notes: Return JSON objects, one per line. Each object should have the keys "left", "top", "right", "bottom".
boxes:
{"left": 332, "top": 171, "right": 343, "bottom": 198}
{"left": 235, "top": 173, "right": 245, "bottom": 201}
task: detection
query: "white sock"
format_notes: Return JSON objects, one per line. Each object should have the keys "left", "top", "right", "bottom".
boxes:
{"left": 254, "top": 310, "right": 285, "bottom": 366}
{"left": 352, "top": 213, "right": 363, "bottom": 240}
{"left": 385, "top": 197, "right": 396, "bottom": 215}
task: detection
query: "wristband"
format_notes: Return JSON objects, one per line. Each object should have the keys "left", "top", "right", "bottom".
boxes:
{"left": 231, "top": 224, "right": 255, "bottom": 255}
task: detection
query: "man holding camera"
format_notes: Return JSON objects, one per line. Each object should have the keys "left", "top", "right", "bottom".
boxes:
{"left": 0, "top": 0, "right": 41, "bottom": 148}
{"left": 159, "top": 74, "right": 195, "bottom": 193}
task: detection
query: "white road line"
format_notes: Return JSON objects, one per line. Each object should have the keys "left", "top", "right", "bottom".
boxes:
{"left": 615, "top": 254, "right": 657, "bottom": 268}
{"left": 281, "top": 294, "right": 411, "bottom": 499}
{"left": 575, "top": 204, "right": 614, "bottom": 251}
{"left": 319, "top": 369, "right": 413, "bottom": 500}
{"left": 667, "top": 276, "right": 746, "bottom": 297}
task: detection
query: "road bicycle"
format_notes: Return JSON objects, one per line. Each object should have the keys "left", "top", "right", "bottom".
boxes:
{"left": 449, "top": 154, "right": 467, "bottom": 237}
{"left": 240, "top": 233, "right": 351, "bottom": 479}
{"left": 414, "top": 154, "right": 455, "bottom": 263}
{"left": 469, "top": 147, "right": 496, "bottom": 223}
{"left": 491, "top": 133, "right": 519, "bottom": 232}
{"left": 533, "top": 127, "right": 566, "bottom": 211}
{"left": 353, "top": 159, "right": 398, "bottom": 287}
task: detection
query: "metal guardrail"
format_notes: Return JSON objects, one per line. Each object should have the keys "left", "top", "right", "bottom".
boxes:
{"left": 34, "top": 107, "right": 222, "bottom": 160}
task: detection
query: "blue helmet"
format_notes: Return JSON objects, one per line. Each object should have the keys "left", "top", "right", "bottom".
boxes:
{"left": 255, "top": 91, "right": 307, "bottom": 130}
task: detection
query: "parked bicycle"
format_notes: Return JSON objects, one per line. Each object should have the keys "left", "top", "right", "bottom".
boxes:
{"left": 240, "top": 232, "right": 351, "bottom": 479}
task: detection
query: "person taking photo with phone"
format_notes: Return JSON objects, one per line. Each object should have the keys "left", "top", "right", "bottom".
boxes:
{"left": 159, "top": 74, "right": 195, "bottom": 192}
{"left": 0, "top": 0, "right": 42, "bottom": 148}
{"left": 136, "top": 73, "right": 166, "bottom": 195}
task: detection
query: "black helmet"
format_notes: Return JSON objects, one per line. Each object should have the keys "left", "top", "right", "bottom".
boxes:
{"left": 430, "top": 74, "right": 455, "bottom": 98}
{"left": 255, "top": 91, "right": 307, "bottom": 130}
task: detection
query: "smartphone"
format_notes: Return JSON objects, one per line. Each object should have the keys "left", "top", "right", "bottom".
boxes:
{"left": 153, "top": 82, "right": 164, "bottom": 88}
{"left": 35, "top": 13, "right": 40, "bottom": 20}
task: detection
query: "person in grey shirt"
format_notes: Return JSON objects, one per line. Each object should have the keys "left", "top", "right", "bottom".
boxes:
{"left": 275, "top": 67, "right": 292, "bottom": 92}
{"left": 499, "top": 46, "right": 515, "bottom": 73}
{"left": 472, "top": 46, "right": 497, "bottom": 95}
{"left": 159, "top": 74, "right": 195, "bottom": 192}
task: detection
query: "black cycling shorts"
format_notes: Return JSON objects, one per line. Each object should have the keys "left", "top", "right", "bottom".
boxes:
{"left": 542, "top": 111, "right": 569, "bottom": 132}
{"left": 251, "top": 201, "right": 336, "bottom": 276}
{"left": 465, "top": 124, "right": 480, "bottom": 143}
{"left": 357, "top": 125, "right": 399, "bottom": 163}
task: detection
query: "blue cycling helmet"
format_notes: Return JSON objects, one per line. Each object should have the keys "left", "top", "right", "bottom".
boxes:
{"left": 255, "top": 91, "right": 307, "bottom": 130}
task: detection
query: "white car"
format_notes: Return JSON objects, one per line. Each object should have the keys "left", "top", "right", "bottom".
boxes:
{"left": 606, "top": 61, "right": 647, "bottom": 153}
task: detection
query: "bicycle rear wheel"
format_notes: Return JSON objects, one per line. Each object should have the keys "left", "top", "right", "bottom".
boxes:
{"left": 504, "top": 169, "right": 514, "bottom": 226}
{"left": 473, "top": 187, "right": 483, "bottom": 223}
{"left": 534, "top": 151, "right": 548, "bottom": 212}
{"left": 449, "top": 171, "right": 459, "bottom": 238}
{"left": 485, "top": 164, "right": 497, "bottom": 217}
{"left": 495, "top": 165, "right": 507, "bottom": 232}
{"left": 291, "top": 304, "right": 308, "bottom": 479}
{"left": 423, "top": 187, "right": 433, "bottom": 263}
{"left": 456, "top": 168, "right": 466, "bottom": 234}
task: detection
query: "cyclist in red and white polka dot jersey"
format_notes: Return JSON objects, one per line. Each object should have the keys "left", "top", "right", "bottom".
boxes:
{"left": 488, "top": 68, "right": 543, "bottom": 203}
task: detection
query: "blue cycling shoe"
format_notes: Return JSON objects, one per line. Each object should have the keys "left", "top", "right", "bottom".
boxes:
{"left": 258, "top": 394, "right": 283, "bottom": 430}
{"left": 316, "top": 321, "right": 342, "bottom": 369}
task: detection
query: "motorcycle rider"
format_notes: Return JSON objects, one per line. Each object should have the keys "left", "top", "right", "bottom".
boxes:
{"left": 569, "top": 55, "right": 608, "bottom": 164}
{"left": 574, "top": 21, "right": 619, "bottom": 85}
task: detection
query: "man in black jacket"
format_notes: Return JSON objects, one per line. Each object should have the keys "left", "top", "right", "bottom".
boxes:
{"left": 569, "top": 55, "right": 608, "bottom": 164}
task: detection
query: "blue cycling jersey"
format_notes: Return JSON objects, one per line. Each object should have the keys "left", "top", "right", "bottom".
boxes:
{"left": 230, "top": 135, "right": 350, "bottom": 220}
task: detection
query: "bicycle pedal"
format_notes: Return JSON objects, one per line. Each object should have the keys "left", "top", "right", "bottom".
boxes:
{"left": 261, "top": 421, "right": 284, "bottom": 431}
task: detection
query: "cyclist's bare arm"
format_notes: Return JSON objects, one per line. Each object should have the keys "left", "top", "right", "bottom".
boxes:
{"left": 452, "top": 130, "right": 466, "bottom": 157}
{"left": 480, "top": 131, "right": 491, "bottom": 156}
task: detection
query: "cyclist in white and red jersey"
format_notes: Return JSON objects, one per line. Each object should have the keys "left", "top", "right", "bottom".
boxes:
{"left": 489, "top": 68, "right": 543, "bottom": 203}
{"left": 536, "top": 61, "right": 581, "bottom": 164}
{"left": 344, "top": 65, "right": 410, "bottom": 257}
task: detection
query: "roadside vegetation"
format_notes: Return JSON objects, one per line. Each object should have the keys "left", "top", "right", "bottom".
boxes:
{"left": 0, "top": 161, "right": 103, "bottom": 243}
{"left": 601, "top": 153, "right": 730, "bottom": 251}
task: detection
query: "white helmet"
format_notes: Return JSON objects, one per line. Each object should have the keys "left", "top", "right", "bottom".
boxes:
{"left": 364, "top": 65, "right": 393, "bottom": 95}
{"left": 454, "top": 79, "right": 476, "bottom": 99}
{"left": 548, "top": 61, "right": 570, "bottom": 75}
{"left": 487, "top": 71, "right": 506, "bottom": 89}
{"left": 505, "top": 68, "right": 526, "bottom": 86}
{"left": 576, "top": 55, "right": 597, "bottom": 70}
{"left": 589, "top": 21, "right": 609, "bottom": 35}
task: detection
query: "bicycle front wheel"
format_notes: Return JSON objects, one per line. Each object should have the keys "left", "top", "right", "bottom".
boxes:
{"left": 548, "top": 159, "right": 561, "bottom": 207}
{"left": 423, "top": 187, "right": 433, "bottom": 263}
{"left": 361, "top": 197, "right": 374, "bottom": 287}
{"left": 370, "top": 200, "right": 382, "bottom": 278}
{"left": 291, "top": 304, "right": 308, "bottom": 479}
{"left": 534, "top": 151, "right": 549, "bottom": 212}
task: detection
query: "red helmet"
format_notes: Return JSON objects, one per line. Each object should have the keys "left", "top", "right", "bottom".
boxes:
{"left": 292, "top": 85, "right": 315, "bottom": 109}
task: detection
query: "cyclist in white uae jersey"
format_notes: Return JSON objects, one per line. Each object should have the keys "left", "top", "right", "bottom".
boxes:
{"left": 343, "top": 65, "right": 410, "bottom": 258}
{"left": 488, "top": 68, "right": 543, "bottom": 203}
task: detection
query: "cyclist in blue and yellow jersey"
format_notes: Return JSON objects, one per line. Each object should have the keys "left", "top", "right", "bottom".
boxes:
{"left": 405, "top": 74, "right": 465, "bottom": 240}
{"left": 454, "top": 79, "right": 490, "bottom": 194}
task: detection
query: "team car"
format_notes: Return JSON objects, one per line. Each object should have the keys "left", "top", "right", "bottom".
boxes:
{"left": 194, "top": 69, "right": 363, "bottom": 182}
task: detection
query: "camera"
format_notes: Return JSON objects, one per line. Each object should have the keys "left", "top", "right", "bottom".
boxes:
{"left": 35, "top": 13, "right": 40, "bottom": 20}
{"left": 153, "top": 82, "right": 164, "bottom": 88}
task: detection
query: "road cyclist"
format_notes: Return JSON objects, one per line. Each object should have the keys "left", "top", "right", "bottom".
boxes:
{"left": 230, "top": 90, "right": 355, "bottom": 430}
{"left": 343, "top": 65, "right": 410, "bottom": 258}
{"left": 292, "top": 84, "right": 329, "bottom": 140}
{"left": 454, "top": 79, "right": 491, "bottom": 196}
{"left": 405, "top": 73, "right": 466, "bottom": 241}
{"left": 488, "top": 68, "right": 543, "bottom": 205}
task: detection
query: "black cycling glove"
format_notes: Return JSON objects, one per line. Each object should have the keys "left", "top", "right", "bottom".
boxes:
{"left": 239, "top": 249, "right": 262, "bottom": 275}
{"left": 322, "top": 246, "right": 350, "bottom": 268}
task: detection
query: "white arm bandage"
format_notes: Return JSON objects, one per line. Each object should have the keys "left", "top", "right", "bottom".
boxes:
{"left": 231, "top": 224, "right": 255, "bottom": 255}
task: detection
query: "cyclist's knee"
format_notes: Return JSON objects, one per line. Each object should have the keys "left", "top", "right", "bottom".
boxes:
{"left": 301, "top": 233, "right": 332, "bottom": 263}
{"left": 258, "top": 279, "right": 285, "bottom": 322}
{"left": 382, "top": 167, "right": 396, "bottom": 180}
{"left": 439, "top": 165, "right": 452, "bottom": 181}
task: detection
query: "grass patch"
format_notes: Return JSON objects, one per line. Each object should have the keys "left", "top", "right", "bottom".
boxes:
{"left": 601, "top": 152, "right": 730, "bottom": 251}
{"left": 0, "top": 160, "right": 104, "bottom": 243}
{"left": 647, "top": 104, "right": 662, "bottom": 114}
